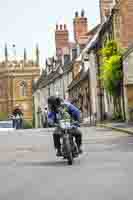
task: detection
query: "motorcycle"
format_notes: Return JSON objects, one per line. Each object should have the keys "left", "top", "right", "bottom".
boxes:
{"left": 58, "top": 119, "right": 79, "bottom": 165}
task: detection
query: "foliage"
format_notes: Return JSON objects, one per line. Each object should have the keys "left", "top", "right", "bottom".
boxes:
{"left": 112, "top": 112, "right": 123, "bottom": 121}
{"left": 100, "top": 40, "right": 118, "bottom": 59}
{"left": 100, "top": 40, "right": 124, "bottom": 119}
{"left": 101, "top": 55, "right": 122, "bottom": 96}
{"left": 23, "top": 120, "right": 33, "bottom": 129}
{"left": 0, "top": 112, "right": 8, "bottom": 121}
{"left": 100, "top": 40, "right": 123, "bottom": 97}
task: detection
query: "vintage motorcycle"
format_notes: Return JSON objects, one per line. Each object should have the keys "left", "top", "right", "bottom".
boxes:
{"left": 58, "top": 118, "right": 79, "bottom": 165}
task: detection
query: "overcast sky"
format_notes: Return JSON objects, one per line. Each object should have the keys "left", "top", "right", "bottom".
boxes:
{"left": 0, "top": 0, "right": 100, "bottom": 66}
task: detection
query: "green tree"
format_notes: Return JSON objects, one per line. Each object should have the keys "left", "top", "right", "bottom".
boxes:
{"left": 100, "top": 40, "right": 124, "bottom": 120}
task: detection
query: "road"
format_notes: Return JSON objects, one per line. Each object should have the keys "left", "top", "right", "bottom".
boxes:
{"left": 0, "top": 126, "right": 132, "bottom": 200}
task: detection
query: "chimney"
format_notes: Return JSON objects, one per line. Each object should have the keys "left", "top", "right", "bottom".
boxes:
{"left": 75, "top": 11, "right": 78, "bottom": 17}
{"left": 35, "top": 44, "right": 39, "bottom": 66}
{"left": 60, "top": 24, "right": 63, "bottom": 30}
{"left": 81, "top": 9, "right": 85, "bottom": 17}
{"left": 73, "top": 10, "right": 88, "bottom": 44}
{"left": 23, "top": 48, "right": 27, "bottom": 65}
{"left": 64, "top": 24, "right": 67, "bottom": 30}
{"left": 56, "top": 24, "right": 58, "bottom": 30}
{"left": 55, "top": 23, "right": 69, "bottom": 58}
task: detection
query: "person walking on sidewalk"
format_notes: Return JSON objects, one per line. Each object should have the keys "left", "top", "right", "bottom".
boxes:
{"left": 12, "top": 104, "right": 23, "bottom": 129}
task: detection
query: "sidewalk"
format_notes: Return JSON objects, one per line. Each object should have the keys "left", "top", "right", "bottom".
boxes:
{"left": 97, "top": 122, "right": 133, "bottom": 135}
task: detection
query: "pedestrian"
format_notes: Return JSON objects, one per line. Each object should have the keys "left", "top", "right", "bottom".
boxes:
{"left": 12, "top": 104, "right": 23, "bottom": 129}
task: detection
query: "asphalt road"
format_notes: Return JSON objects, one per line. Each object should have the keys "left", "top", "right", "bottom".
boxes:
{"left": 0, "top": 127, "right": 132, "bottom": 200}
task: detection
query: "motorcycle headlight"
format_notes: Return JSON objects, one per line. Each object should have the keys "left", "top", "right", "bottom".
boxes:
{"left": 59, "top": 120, "right": 71, "bottom": 129}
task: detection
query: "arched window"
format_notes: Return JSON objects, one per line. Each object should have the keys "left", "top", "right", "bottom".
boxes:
{"left": 20, "top": 81, "right": 28, "bottom": 97}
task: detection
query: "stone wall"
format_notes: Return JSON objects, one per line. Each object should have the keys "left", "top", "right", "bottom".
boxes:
{"left": 0, "top": 61, "right": 40, "bottom": 121}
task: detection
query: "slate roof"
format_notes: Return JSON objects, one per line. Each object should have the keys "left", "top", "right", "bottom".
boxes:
{"left": 123, "top": 43, "right": 133, "bottom": 59}
{"left": 33, "top": 60, "right": 73, "bottom": 92}
{"left": 86, "top": 24, "right": 100, "bottom": 36}
{"left": 68, "top": 69, "right": 89, "bottom": 90}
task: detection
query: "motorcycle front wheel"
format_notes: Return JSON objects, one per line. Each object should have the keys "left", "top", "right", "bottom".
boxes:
{"left": 64, "top": 136, "right": 73, "bottom": 165}
{"left": 68, "top": 152, "right": 73, "bottom": 165}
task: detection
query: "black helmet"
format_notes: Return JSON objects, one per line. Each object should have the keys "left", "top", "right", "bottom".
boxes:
{"left": 48, "top": 96, "right": 63, "bottom": 111}
{"left": 48, "top": 96, "right": 57, "bottom": 105}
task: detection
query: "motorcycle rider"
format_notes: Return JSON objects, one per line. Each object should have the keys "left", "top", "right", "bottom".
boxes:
{"left": 12, "top": 105, "right": 23, "bottom": 129}
{"left": 47, "top": 96, "right": 82, "bottom": 156}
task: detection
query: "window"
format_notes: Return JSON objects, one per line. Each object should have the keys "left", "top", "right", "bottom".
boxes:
{"left": 20, "top": 81, "right": 28, "bottom": 97}
{"left": 64, "top": 54, "right": 70, "bottom": 65}
{"left": 72, "top": 48, "right": 77, "bottom": 60}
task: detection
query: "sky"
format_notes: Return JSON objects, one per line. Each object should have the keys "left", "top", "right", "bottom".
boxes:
{"left": 0, "top": 0, "right": 100, "bottom": 66}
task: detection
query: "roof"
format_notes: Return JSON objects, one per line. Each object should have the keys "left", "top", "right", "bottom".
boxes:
{"left": 34, "top": 60, "right": 73, "bottom": 91}
{"left": 62, "top": 60, "right": 73, "bottom": 73}
{"left": 76, "top": 19, "right": 110, "bottom": 62}
{"left": 123, "top": 43, "right": 133, "bottom": 60}
{"left": 68, "top": 69, "right": 89, "bottom": 90}
{"left": 86, "top": 24, "right": 100, "bottom": 36}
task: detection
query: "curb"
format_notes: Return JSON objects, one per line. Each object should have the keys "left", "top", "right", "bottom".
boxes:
{"left": 97, "top": 124, "right": 133, "bottom": 135}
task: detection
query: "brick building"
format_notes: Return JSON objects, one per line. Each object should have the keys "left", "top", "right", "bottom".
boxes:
{"left": 100, "top": 0, "right": 133, "bottom": 48}
{"left": 99, "top": 0, "right": 133, "bottom": 121}
{"left": 0, "top": 45, "right": 40, "bottom": 122}
{"left": 68, "top": 0, "right": 133, "bottom": 122}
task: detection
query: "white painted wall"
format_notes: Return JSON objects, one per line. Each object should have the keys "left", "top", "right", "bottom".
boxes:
{"left": 123, "top": 51, "right": 133, "bottom": 122}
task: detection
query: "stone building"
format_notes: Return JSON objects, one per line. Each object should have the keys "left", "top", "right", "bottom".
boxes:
{"left": 0, "top": 45, "right": 40, "bottom": 122}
